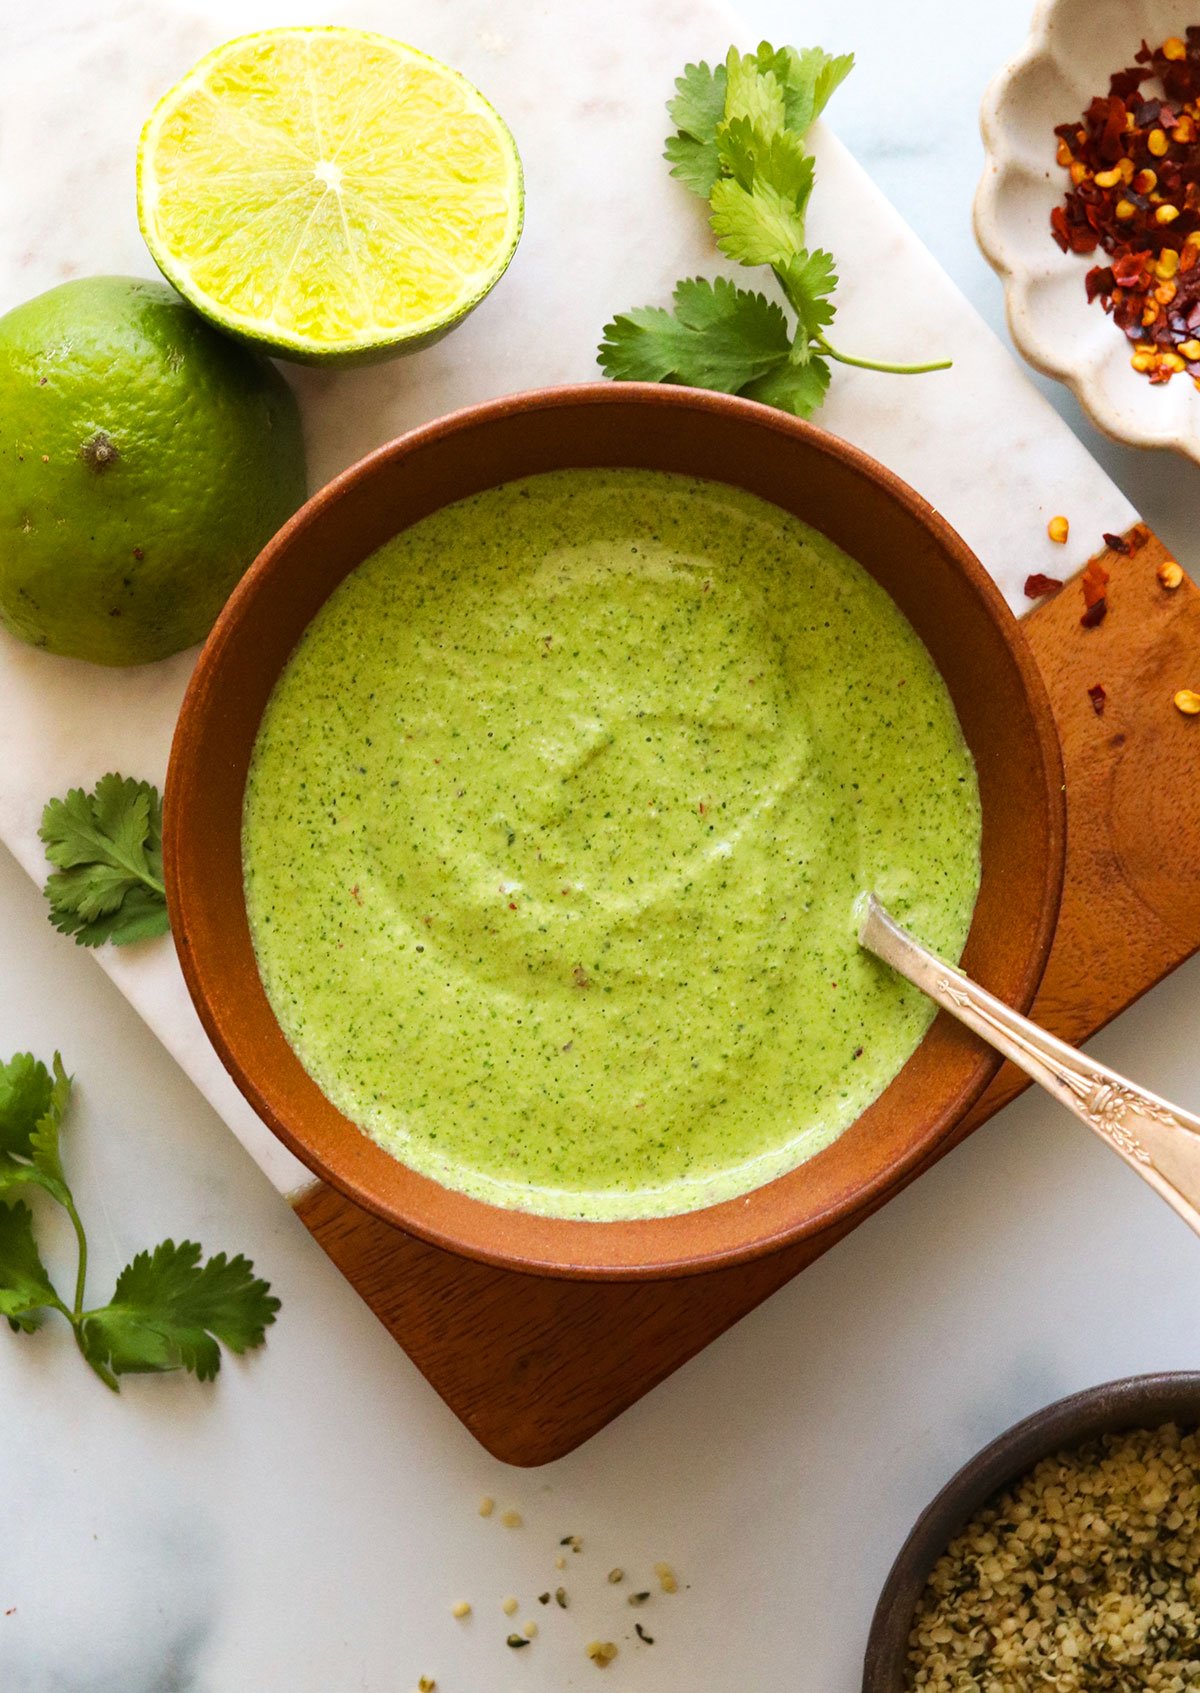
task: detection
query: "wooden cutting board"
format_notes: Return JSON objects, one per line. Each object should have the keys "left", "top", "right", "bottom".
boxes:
{"left": 294, "top": 527, "right": 1200, "bottom": 1465}
{"left": 0, "top": 0, "right": 1178, "bottom": 1476}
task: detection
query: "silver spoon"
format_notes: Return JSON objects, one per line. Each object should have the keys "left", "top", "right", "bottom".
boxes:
{"left": 858, "top": 893, "right": 1200, "bottom": 1238}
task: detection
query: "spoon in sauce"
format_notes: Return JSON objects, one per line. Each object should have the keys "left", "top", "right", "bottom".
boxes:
{"left": 859, "top": 892, "right": 1200, "bottom": 1239}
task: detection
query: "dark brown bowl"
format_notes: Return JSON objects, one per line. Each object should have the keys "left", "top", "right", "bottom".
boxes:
{"left": 863, "top": 1371, "right": 1200, "bottom": 1691}
{"left": 164, "top": 383, "right": 1065, "bottom": 1280}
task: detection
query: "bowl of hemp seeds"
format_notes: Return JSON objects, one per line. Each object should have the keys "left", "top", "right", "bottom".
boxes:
{"left": 863, "top": 1372, "right": 1200, "bottom": 1692}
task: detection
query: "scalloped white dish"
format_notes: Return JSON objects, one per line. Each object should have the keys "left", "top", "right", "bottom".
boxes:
{"left": 976, "top": 0, "right": 1200, "bottom": 463}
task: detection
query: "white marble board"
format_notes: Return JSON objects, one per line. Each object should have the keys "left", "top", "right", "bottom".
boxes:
{"left": 0, "top": 0, "right": 1136, "bottom": 1207}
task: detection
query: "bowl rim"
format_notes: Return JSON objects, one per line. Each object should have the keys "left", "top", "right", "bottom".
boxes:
{"left": 164, "top": 382, "right": 1066, "bottom": 1280}
{"left": 862, "top": 1370, "right": 1200, "bottom": 1691}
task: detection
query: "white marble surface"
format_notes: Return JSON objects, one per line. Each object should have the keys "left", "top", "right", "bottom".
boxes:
{"left": 2, "top": 2, "right": 1199, "bottom": 1690}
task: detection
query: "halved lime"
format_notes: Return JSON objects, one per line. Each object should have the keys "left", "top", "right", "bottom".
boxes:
{"left": 137, "top": 28, "right": 524, "bottom": 366}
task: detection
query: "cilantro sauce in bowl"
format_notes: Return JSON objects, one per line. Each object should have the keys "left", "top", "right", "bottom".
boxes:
{"left": 165, "top": 385, "right": 1064, "bottom": 1276}
{"left": 242, "top": 467, "right": 981, "bottom": 1221}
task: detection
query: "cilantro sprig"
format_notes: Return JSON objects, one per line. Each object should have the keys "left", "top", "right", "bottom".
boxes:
{"left": 0, "top": 1051, "right": 278, "bottom": 1388}
{"left": 599, "top": 42, "right": 950, "bottom": 416}
{"left": 40, "top": 773, "right": 169, "bottom": 947}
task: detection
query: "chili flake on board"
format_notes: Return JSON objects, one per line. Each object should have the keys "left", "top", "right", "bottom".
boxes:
{"left": 1052, "top": 30, "right": 1200, "bottom": 384}
{"left": 1024, "top": 572, "right": 1064, "bottom": 599}
{"left": 1080, "top": 555, "right": 1111, "bottom": 626}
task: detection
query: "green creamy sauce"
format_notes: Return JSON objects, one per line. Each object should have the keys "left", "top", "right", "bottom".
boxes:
{"left": 243, "top": 469, "right": 981, "bottom": 1220}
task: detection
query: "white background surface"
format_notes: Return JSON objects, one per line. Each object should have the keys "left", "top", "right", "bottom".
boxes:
{"left": 3, "top": 2, "right": 1200, "bottom": 1691}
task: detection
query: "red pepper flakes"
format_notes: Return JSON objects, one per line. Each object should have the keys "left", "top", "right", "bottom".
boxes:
{"left": 1088, "top": 682, "right": 1108, "bottom": 714}
{"left": 1025, "top": 572, "right": 1065, "bottom": 599}
{"left": 1052, "top": 30, "right": 1200, "bottom": 384}
{"left": 1082, "top": 556, "right": 1111, "bottom": 604}
{"left": 1081, "top": 555, "right": 1111, "bottom": 626}
{"left": 1102, "top": 530, "right": 1133, "bottom": 553}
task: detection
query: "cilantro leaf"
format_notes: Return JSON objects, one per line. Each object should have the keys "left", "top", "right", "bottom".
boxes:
{"left": 28, "top": 1054, "right": 71, "bottom": 1198}
{"left": 0, "top": 1049, "right": 281, "bottom": 1389}
{"left": 755, "top": 43, "right": 855, "bottom": 134}
{"left": 709, "top": 176, "right": 805, "bottom": 265}
{"left": 0, "top": 1199, "right": 62, "bottom": 1333}
{"left": 778, "top": 248, "right": 839, "bottom": 343}
{"left": 664, "top": 59, "right": 727, "bottom": 198}
{"left": 667, "top": 56, "right": 728, "bottom": 139}
{"left": 80, "top": 1241, "right": 280, "bottom": 1387}
{"left": 602, "top": 39, "right": 948, "bottom": 416}
{"left": 54, "top": 883, "right": 172, "bottom": 949}
{"left": 40, "top": 774, "right": 169, "bottom": 947}
{"left": 664, "top": 132, "right": 720, "bottom": 200}
{"left": 789, "top": 46, "right": 855, "bottom": 132}
{"left": 743, "top": 351, "right": 832, "bottom": 418}
{"left": 599, "top": 276, "right": 792, "bottom": 391}
{"left": 0, "top": 1051, "right": 70, "bottom": 1204}
{"left": 716, "top": 119, "right": 814, "bottom": 204}
{"left": 723, "top": 46, "right": 786, "bottom": 136}
{"left": 709, "top": 129, "right": 815, "bottom": 265}
{"left": 0, "top": 1053, "right": 54, "bottom": 1164}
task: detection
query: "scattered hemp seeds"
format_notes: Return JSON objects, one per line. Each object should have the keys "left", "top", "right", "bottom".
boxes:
{"left": 907, "top": 1423, "right": 1200, "bottom": 1692}
{"left": 1158, "top": 558, "right": 1185, "bottom": 589}
{"left": 461, "top": 1496, "right": 682, "bottom": 1668}
{"left": 1048, "top": 515, "right": 1070, "bottom": 543}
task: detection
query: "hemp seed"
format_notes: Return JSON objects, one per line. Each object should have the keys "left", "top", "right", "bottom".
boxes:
{"left": 908, "top": 1423, "right": 1200, "bottom": 1692}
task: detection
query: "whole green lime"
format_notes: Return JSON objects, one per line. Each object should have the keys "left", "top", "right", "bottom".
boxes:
{"left": 0, "top": 276, "right": 306, "bottom": 665}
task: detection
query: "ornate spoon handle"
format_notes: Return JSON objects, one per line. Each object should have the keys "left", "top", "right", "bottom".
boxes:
{"left": 859, "top": 893, "right": 1200, "bottom": 1239}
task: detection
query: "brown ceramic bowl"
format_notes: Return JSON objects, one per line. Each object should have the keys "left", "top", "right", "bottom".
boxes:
{"left": 165, "top": 383, "right": 1065, "bottom": 1280}
{"left": 863, "top": 1371, "right": 1200, "bottom": 1690}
